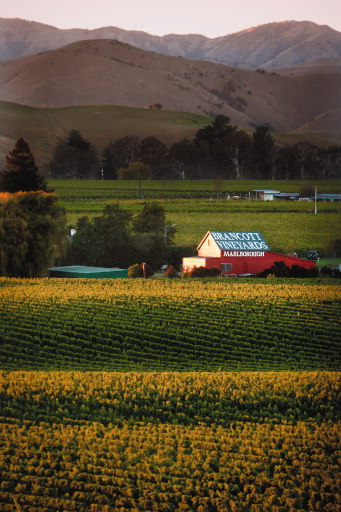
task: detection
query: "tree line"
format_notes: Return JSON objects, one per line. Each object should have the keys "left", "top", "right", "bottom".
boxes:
{"left": 48, "top": 116, "right": 341, "bottom": 180}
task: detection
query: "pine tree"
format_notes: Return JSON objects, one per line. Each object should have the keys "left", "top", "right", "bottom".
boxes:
{"left": 0, "top": 138, "right": 48, "bottom": 192}
{"left": 49, "top": 130, "right": 99, "bottom": 178}
{"left": 252, "top": 126, "right": 275, "bottom": 179}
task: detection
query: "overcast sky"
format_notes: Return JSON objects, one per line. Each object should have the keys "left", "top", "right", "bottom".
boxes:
{"left": 2, "top": 0, "right": 341, "bottom": 37}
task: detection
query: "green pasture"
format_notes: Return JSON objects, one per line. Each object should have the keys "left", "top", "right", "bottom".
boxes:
{"left": 50, "top": 179, "right": 341, "bottom": 256}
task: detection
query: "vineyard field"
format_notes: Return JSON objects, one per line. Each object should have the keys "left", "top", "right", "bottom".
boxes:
{"left": 1, "top": 278, "right": 340, "bottom": 511}
{"left": 0, "top": 371, "right": 340, "bottom": 511}
{"left": 0, "top": 278, "right": 340, "bottom": 371}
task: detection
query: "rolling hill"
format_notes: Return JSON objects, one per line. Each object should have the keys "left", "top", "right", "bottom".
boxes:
{"left": 1, "top": 18, "right": 341, "bottom": 69}
{"left": 0, "top": 39, "right": 340, "bottom": 131}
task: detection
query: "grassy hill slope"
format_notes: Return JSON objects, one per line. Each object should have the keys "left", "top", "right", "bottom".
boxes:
{"left": 1, "top": 38, "right": 340, "bottom": 135}
{"left": 0, "top": 101, "right": 209, "bottom": 169}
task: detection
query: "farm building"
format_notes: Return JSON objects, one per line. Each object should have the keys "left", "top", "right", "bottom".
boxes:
{"left": 252, "top": 190, "right": 280, "bottom": 201}
{"left": 182, "top": 231, "right": 316, "bottom": 276}
{"left": 48, "top": 266, "right": 128, "bottom": 278}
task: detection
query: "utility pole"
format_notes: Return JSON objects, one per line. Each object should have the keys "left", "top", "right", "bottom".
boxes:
{"left": 314, "top": 187, "right": 317, "bottom": 214}
{"left": 138, "top": 168, "right": 141, "bottom": 199}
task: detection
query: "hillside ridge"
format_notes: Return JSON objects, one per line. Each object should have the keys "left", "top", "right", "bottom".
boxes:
{"left": 0, "top": 38, "right": 340, "bottom": 131}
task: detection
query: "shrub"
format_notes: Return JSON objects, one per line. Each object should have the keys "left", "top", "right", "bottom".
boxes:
{"left": 320, "top": 266, "right": 341, "bottom": 278}
{"left": 258, "top": 261, "right": 318, "bottom": 278}
{"left": 190, "top": 266, "right": 221, "bottom": 278}
{"left": 128, "top": 264, "right": 142, "bottom": 278}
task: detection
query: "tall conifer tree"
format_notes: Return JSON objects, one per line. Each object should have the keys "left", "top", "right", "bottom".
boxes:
{"left": 0, "top": 138, "right": 48, "bottom": 192}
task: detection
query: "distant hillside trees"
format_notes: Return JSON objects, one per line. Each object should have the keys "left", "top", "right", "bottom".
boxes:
{"left": 139, "top": 137, "right": 168, "bottom": 178}
{"left": 103, "top": 136, "right": 140, "bottom": 179}
{"left": 102, "top": 136, "right": 168, "bottom": 179}
{"left": 0, "top": 138, "right": 48, "bottom": 192}
{"left": 194, "top": 115, "right": 236, "bottom": 174}
{"left": 274, "top": 143, "right": 341, "bottom": 180}
{"left": 319, "top": 145, "right": 341, "bottom": 180}
{"left": 47, "top": 122, "right": 341, "bottom": 181}
{"left": 193, "top": 115, "right": 259, "bottom": 179}
{"left": 49, "top": 130, "right": 99, "bottom": 178}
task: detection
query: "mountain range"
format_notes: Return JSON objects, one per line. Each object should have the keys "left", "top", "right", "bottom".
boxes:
{"left": 1, "top": 18, "right": 341, "bottom": 69}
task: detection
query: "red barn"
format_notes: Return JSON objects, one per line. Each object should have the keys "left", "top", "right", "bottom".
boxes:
{"left": 182, "top": 231, "right": 316, "bottom": 276}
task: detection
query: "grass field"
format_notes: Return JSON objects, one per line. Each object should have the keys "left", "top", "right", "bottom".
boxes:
{"left": 50, "top": 179, "right": 341, "bottom": 256}
{"left": 0, "top": 277, "right": 340, "bottom": 511}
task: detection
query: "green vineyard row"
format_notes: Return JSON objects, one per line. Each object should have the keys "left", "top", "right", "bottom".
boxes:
{"left": 1, "top": 294, "right": 340, "bottom": 371}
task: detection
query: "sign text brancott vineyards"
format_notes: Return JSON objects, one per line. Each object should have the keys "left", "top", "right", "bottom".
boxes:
{"left": 211, "top": 232, "right": 270, "bottom": 251}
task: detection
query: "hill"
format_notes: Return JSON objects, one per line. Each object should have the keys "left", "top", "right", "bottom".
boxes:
{"left": 1, "top": 18, "right": 341, "bottom": 69}
{"left": 0, "top": 39, "right": 340, "bottom": 135}
{"left": 0, "top": 101, "right": 210, "bottom": 169}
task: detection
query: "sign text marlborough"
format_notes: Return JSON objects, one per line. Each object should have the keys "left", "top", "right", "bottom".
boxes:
{"left": 211, "top": 231, "right": 270, "bottom": 251}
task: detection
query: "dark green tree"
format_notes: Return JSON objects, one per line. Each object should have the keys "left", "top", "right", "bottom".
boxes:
{"left": 132, "top": 202, "right": 166, "bottom": 233}
{"left": 131, "top": 203, "right": 175, "bottom": 269}
{"left": 102, "top": 136, "right": 140, "bottom": 179}
{"left": 0, "top": 191, "right": 66, "bottom": 277}
{"left": 194, "top": 115, "right": 236, "bottom": 176}
{"left": 139, "top": 136, "right": 168, "bottom": 178}
{"left": 252, "top": 126, "right": 275, "bottom": 179}
{"left": 169, "top": 138, "right": 198, "bottom": 178}
{"left": 49, "top": 130, "right": 99, "bottom": 178}
{"left": 0, "top": 138, "right": 48, "bottom": 192}
{"left": 225, "top": 130, "right": 255, "bottom": 179}
{"left": 67, "top": 204, "right": 132, "bottom": 268}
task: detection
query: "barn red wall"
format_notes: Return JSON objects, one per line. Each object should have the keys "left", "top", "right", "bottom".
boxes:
{"left": 201, "top": 251, "right": 316, "bottom": 275}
